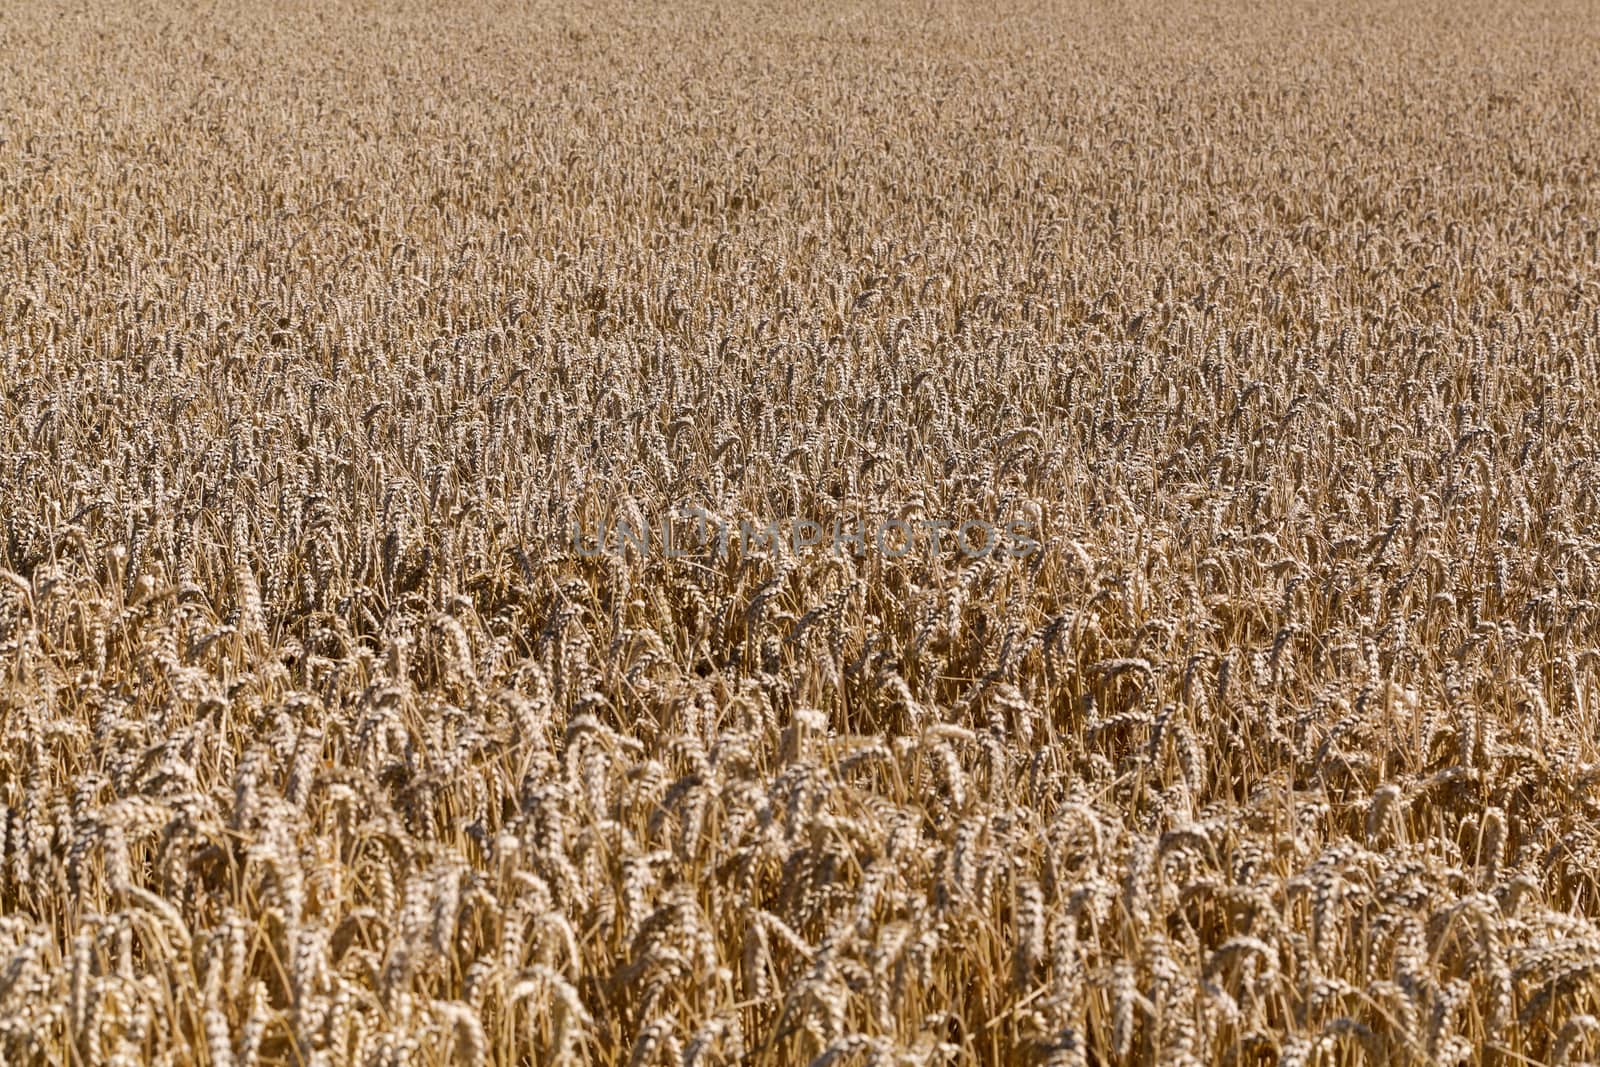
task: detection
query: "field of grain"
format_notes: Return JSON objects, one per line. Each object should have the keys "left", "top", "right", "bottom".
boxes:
{"left": 4, "top": 1, "right": 1600, "bottom": 1064}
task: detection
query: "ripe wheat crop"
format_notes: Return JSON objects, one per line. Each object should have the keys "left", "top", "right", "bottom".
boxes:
{"left": 4, "top": 1, "right": 1600, "bottom": 1064}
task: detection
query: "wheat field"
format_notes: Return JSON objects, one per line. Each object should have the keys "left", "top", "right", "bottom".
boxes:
{"left": 3, "top": 0, "right": 1600, "bottom": 1064}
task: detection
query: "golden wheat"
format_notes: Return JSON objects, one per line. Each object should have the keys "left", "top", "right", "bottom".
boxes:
{"left": 4, "top": 0, "right": 1600, "bottom": 1064}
